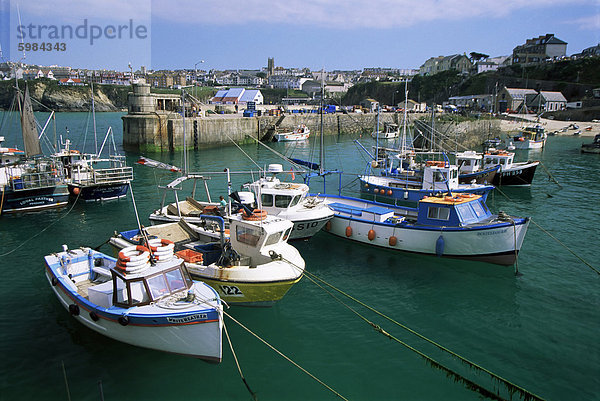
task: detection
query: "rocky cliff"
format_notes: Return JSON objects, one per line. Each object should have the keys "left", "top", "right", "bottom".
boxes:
{"left": 0, "top": 79, "right": 129, "bottom": 112}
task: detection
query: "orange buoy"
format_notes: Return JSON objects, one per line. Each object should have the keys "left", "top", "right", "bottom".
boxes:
{"left": 368, "top": 229, "right": 376, "bottom": 241}
{"left": 345, "top": 226, "right": 352, "bottom": 237}
{"left": 386, "top": 189, "right": 393, "bottom": 196}
{"left": 389, "top": 236, "right": 397, "bottom": 246}
{"left": 72, "top": 187, "right": 80, "bottom": 195}
{"left": 325, "top": 221, "right": 331, "bottom": 231}
{"left": 364, "top": 184, "right": 369, "bottom": 188}
{"left": 374, "top": 188, "right": 379, "bottom": 194}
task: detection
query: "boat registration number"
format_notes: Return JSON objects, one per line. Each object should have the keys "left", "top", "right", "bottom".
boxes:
{"left": 220, "top": 285, "right": 244, "bottom": 296}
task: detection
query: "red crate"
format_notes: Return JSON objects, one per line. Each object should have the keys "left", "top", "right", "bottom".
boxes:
{"left": 175, "top": 249, "right": 204, "bottom": 264}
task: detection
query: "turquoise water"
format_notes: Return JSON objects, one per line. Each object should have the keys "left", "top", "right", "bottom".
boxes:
{"left": 1, "top": 112, "right": 599, "bottom": 400}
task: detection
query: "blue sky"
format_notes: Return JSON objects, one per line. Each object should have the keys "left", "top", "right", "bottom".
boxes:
{"left": 2, "top": 0, "right": 599, "bottom": 72}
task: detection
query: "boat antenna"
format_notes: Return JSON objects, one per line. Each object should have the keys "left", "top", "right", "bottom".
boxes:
{"left": 128, "top": 184, "right": 153, "bottom": 260}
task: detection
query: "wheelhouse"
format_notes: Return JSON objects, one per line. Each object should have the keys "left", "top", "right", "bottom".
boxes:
{"left": 416, "top": 194, "right": 492, "bottom": 227}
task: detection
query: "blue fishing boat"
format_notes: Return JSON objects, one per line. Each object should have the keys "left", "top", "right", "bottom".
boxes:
{"left": 44, "top": 245, "right": 223, "bottom": 361}
{"left": 321, "top": 192, "right": 529, "bottom": 266}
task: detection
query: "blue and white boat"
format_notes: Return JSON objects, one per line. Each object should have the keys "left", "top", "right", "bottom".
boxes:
{"left": 320, "top": 193, "right": 529, "bottom": 266}
{"left": 359, "top": 157, "right": 494, "bottom": 203}
{"left": 44, "top": 245, "right": 223, "bottom": 361}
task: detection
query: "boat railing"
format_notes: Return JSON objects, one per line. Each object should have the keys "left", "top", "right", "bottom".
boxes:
{"left": 10, "top": 170, "right": 63, "bottom": 191}
{"left": 73, "top": 166, "right": 134, "bottom": 185}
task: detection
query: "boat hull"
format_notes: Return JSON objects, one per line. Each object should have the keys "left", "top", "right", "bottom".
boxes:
{"left": 323, "top": 195, "right": 529, "bottom": 266}
{"left": 359, "top": 176, "right": 493, "bottom": 203}
{"left": 1, "top": 184, "right": 69, "bottom": 214}
{"left": 69, "top": 182, "right": 129, "bottom": 201}
{"left": 492, "top": 162, "right": 538, "bottom": 186}
{"left": 273, "top": 132, "right": 309, "bottom": 142}
{"left": 44, "top": 265, "right": 222, "bottom": 361}
{"left": 458, "top": 165, "right": 500, "bottom": 185}
{"left": 512, "top": 139, "right": 545, "bottom": 150}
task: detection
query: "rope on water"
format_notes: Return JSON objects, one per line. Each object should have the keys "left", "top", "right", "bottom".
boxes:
{"left": 0, "top": 190, "right": 81, "bottom": 257}
{"left": 223, "top": 311, "right": 349, "bottom": 401}
{"left": 538, "top": 161, "right": 562, "bottom": 189}
{"left": 284, "top": 259, "right": 545, "bottom": 401}
{"left": 494, "top": 187, "right": 598, "bottom": 276}
{"left": 223, "top": 320, "right": 258, "bottom": 401}
{"left": 530, "top": 218, "right": 600, "bottom": 276}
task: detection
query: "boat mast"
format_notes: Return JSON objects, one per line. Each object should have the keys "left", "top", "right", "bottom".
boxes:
{"left": 319, "top": 68, "right": 324, "bottom": 176}
{"left": 91, "top": 81, "right": 98, "bottom": 155}
{"left": 400, "top": 78, "right": 408, "bottom": 170}
{"left": 182, "top": 88, "right": 187, "bottom": 175}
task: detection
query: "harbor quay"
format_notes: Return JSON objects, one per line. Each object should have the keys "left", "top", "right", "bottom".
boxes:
{"left": 122, "top": 83, "right": 500, "bottom": 152}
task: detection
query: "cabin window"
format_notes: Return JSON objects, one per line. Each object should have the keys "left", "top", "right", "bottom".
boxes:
{"left": 455, "top": 204, "right": 476, "bottom": 222}
{"left": 264, "top": 232, "right": 282, "bottom": 246}
{"left": 147, "top": 274, "right": 169, "bottom": 299}
{"left": 485, "top": 158, "right": 492, "bottom": 165}
{"left": 165, "top": 269, "right": 186, "bottom": 292}
{"left": 289, "top": 195, "right": 301, "bottom": 207}
{"left": 236, "top": 225, "right": 261, "bottom": 247}
{"left": 463, "top": 160, "right": 471, "bottom": 166}
{"left": 282, "top": 227, "right": 292, "bottom": 241}
{"left": 433, "top": 172, "right": 445, "bottom": 182}
{"left": 471, "top": 201, "right": 487, "bottom": 218}
{"left": 500, "top": 159, "right": 506, "bottom": 165}
{"left": 261, "top": 194, "right": 273, "bottom": 207}
{"left": 275, "top": 195, "right": 292, "bottom": 208}
{"left": 427, "top": 206, "right": 450, "bottom": 220}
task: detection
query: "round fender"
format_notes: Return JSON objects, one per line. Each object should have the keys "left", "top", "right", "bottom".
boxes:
{"left": 89, "top": 311, "right": 99, "bottom": 322}
{"left": 69, "top": 304, "right": 80, "bottom": 316}
{"left": 118, "top": 316, "right": 130, "bottom": 326}
{"left": 51, "top": 277, "right": 58, "bottom": 286}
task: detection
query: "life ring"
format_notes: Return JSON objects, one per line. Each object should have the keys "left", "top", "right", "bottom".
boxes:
{"left": 118, "top": 245, "right": 150, "bottom": 262}
{"left": 147, "top": 238, "right": 174, "bottom": 252}
{"left": 242, "top": 209, "right": 267, "bottom": 221}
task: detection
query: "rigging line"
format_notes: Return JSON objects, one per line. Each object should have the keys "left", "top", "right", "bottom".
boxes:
{"left": 0, "top": 190, "right": 81, "bottom": 258}
{"left": 223, "top": 320, "right": 258, "bottom": 401}
{"left": 530, "top": 218, "right": 600, "bottom": 276}
{"left": 223, "top": 311, "right": 349, "bottom": 401}
{"left": 291, "top": 263, "right": 545, "bottom": 401}
{"left": 224, "top": 133, "right": 262, "bottom": 171}
{"left": 243, "top": 134, "right": 305, "bottom": 171}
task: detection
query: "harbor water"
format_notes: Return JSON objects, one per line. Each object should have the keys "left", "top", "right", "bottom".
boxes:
{"left": 0, "top": 112, "right": 598, "bottom": 400}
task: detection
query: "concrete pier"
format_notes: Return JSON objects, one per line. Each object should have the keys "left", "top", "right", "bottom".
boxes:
{"left": 122, "top": 83, "right": 501, "bottom": 152}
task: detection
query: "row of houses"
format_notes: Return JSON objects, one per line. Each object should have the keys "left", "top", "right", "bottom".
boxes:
{"left": 446, "top": 87, "right": 569, "bottom": 113}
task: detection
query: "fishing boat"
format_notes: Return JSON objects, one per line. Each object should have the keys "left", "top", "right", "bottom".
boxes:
{"left": 455, "top": 150, "right": 500, "bottom": 185}
{"left": 482, "top": 150, "right": 539, "bottom": 186}
{"left": 581, "top": 134, "right": 600, "bottom": 154}
{"left": 371, "top": 122, "right": 400, "bottom": 139}
{"left": 273, "top": 124, "right": 310, "bottom": 142}
{"left": 54, "top": 136, "right": 133, "bottom": 201}
{"left": 116, "top": 205, "right": 305, "bottom": 306}
{"left": 508, "top": 124, "right": 547, "bottom": 150}
{"left": 44, "top": 245, "right": 223, "bottom": 361}
{"left": 0, "top": 86, "right": 69, "bottom": 214}
{"left": 0, "top": 136, "right": 25, "bottom": 166}
{"left": 359, "top": 157, "right": 494, "bottom": 203}
{"left": 320, "top": 193, "right": 529, "bottom": 266}
{"left": 241, "top": 163, "right": 334, "bottom": 241}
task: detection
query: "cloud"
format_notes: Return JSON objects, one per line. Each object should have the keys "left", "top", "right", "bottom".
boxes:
{"left": 151, "top": 0, "right": 588, "bottom": 29}
{"left": 565, "top": 13, "right": 600, "bottom": 30}
{"left": 14, "top": 0, "right": 151, "bottom": 23}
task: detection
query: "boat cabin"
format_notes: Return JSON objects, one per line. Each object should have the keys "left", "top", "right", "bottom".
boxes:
{"left": 416, "top": 194, "right": 492, "bottom": 227}
{"left": 455, "top": 151, "right": 483, "bottom": 174}
{"left": 421, "top": 162, "right": 459, "bottom": 190}
{"left": 483, "top": 151, "right": 514, "bottom": 170}
{"left": 513, "top": 124, "right": 545, "bottom": 142}
{"left": 229, "top": 213, "right": 293, "bottom": 262}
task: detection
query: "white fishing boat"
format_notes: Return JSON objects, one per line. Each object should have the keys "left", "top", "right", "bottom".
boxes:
{"left": 371, "top": 122, "right": 400, "bottom": 139}
{"left": 118, "top": 205, "right": 305, "bottom": 306}
{"left": 508, "top": 124, "right": 547, "bottom": 150}
{"left": 273, "top": 124, "right": 310, "bottom": 142}
{"left": 44, "top": 245, "right": 223, "bottom": 361}
{"left": 482, "top": 150, "right": 539, "bottom": 186}
{"left": 321, "top": 193, "right": 529, "bottom": 266}
{"left": 241, "top": 164, "right": 334, "bottom": 240}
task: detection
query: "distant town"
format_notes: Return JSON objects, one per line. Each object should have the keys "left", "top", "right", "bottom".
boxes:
{"left": 1, "top": 33, "right": 599, "bottom": 114}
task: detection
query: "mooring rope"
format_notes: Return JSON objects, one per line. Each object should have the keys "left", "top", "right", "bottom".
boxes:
{"left": 0, "top": 190, "right": 81, "bottom": 257}
{"left": 281, "top": 257, "right": 544, "bottom": 401}
{"left": 538, "top": 161, "right": 562, "bottom": 189}
{"left": 493, "top": 186, "right": 598, "bottom": 276}
{"left": 223, "top": 320, "right": 258, "bottom": 401}
{"left": 223, "top": 311, "right": 349, "bottom": 401}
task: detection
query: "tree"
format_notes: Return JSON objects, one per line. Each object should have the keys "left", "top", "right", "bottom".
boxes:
{"left": 470, "top": 52, "right": 490, "bottom": 62}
